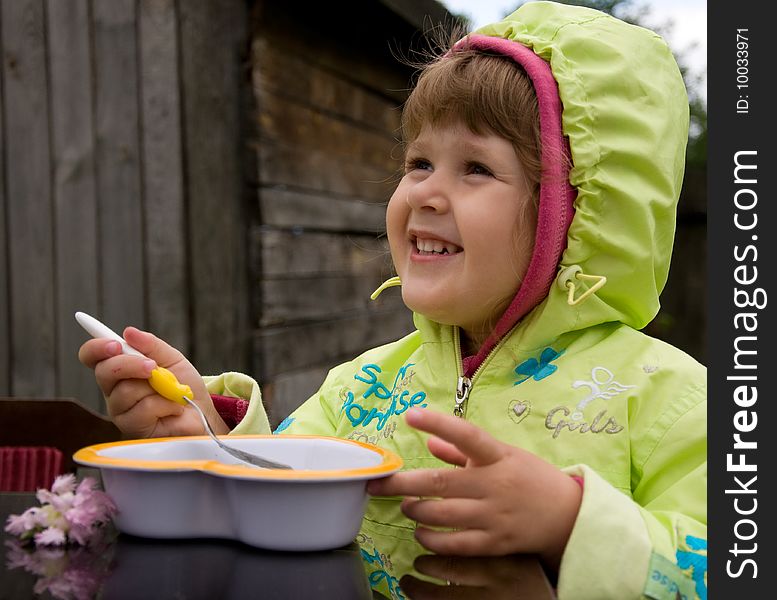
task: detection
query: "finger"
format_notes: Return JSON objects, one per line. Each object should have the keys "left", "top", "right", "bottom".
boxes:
{"left": 103, "top": 378, "right": 159, "bottom": 417}
{"left": 367, "top": 467, "right": 478, "bottom": 499}
{"left": 406, "top": 409, "right": 505, "bottom": 466}
{"left": 427, "top": 436, "right": 468, "bottom": 467}
{"left": 414, "top": 527, "right": 493, "bottom": 557}
{"left": 78, "top": 338, "right": 123, "bottom": 369}
{"left": 155, "top": 409, "right": 207, "bottom": 437}
{"left": 401, "top": 497, "right": 484, "bottom": 529}
{"left": 123, "top": 327, "right": 186, "bottom": 368}
{"left": 113, "top": 394, "right": 186, "bottom": 436}
{"left": 94, "top": 355, "right": 157, "bottom": 398}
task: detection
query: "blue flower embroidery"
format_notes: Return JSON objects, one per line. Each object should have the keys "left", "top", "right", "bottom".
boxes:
{"left": 676, "top": 535, "right": 707, "bottom": 600}
{"left": 273, "top": 416, "right": 295, "bottom": 434}
{"left": 514, "top": 348, "right": 564, "bottom": 385}
{"left": 361, "top": 547, "right": 405, "bottom": 599}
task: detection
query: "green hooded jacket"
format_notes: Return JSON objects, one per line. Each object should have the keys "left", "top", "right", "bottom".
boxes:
{"left": 212, "top": 3, "right": 707, "bottom": 598}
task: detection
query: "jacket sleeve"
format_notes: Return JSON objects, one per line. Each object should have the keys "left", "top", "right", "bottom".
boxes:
{"left": 557, "top": 387, "right": 707, "bottom": 600}
{"left": 204, "top": 369, "right": 342, "bottom": 437}
{"left": 203, "top": 372, "right": 271, "bottom": 435}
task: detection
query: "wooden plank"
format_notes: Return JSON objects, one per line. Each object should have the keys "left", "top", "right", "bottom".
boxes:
{"left": 259, "top": 185, "right": 388, "bottom": 233}
{"left": 260, "top": 274, "right": 404, "bottom": 327}
{"left": 259, "top": 230, "right": 390, "bottom": 277}
{"left": 254, "top": 3, "right": 414, "bottom": 104}
{"left": 378, "top": 0, "right": 455, "bottom": 31}
{"left": 258, "top": 91, "right": 399, "bottom": 176}
{"left": 260, "top": 365, "right": 331, "bottom": 428}
{"left": 138, "top": 0, "right": 189, "bottom": 353}
{"left": 1, "top": 0, "right": 56, "bottom": 396}
{"left": 251, "top": 37, "right": 401, "bottom": 135}
{"left": 0, "top": 3, "right": 8, "bottom": 395}
{"left": 93, "top": 0, "right": 145, "bottom": 330}
{"left": 179, "top": 0, "right": 249, "bottom": 374}
{"left": 257, "top": 140, "right": 398, "bottom": 202}
{"left": 255, "top": 306, "right": 413, "bottom": 379}
{"left": 46, "top": 0, "right": 101, "bottom": 410}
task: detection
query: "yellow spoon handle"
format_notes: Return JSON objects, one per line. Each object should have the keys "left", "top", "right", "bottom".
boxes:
{"left": 74, "top": 311, "right": 193, "bottom": 407}
{"left": 148, "top": 366, "right": 193, "bottom": 406}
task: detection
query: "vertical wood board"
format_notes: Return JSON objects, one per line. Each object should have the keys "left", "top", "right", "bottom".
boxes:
{"left": 1, "top": 0, "right": 56, "bottom": 395}
{"left": 0, "top": 0, "right": 8, "bottom": 394}
{"left": 139, "top": 0, "right": 189, "bottom": 352}
{"left": 179, "top": 0, "right": 249, "bottom": 373}
{"left": 93, "top": 0, "right": 145, "bottom": 330}
{"left": 47, "top": 0, "right": 100, "bottom": 408}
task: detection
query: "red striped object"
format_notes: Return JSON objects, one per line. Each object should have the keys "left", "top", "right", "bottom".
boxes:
{"left": 0, "top": 446, "right": 65, "bottom": 492}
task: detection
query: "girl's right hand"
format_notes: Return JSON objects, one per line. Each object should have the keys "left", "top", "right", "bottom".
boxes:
{"left": 78, "top": 327, "right": 227, "bottom": 439}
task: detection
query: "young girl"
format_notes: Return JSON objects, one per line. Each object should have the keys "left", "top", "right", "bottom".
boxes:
{"left": 79, "top": 2, "right": 707, "bottom": 598}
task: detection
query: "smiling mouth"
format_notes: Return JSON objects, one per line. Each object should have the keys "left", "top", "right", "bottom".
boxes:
{"left": 412, "top": 236, "right": 463, "bottom": 256}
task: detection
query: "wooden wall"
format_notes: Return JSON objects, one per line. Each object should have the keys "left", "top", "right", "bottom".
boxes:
{"left": 0, "top": 0, "right": 436, "bottom": 420}
{"left": 0, "top": 0, "right": 254, "bottom": 410}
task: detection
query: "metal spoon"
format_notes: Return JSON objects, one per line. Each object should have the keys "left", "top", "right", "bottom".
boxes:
{"left": 179, "top": 394, "right": 292, "bottom": 469}
{"left": 75, "top": 311, "right": 292, "bottom": 469}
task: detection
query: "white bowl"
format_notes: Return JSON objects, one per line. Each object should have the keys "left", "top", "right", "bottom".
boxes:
{"left": 74, "top": 435, "right": 402, "bottom": 551}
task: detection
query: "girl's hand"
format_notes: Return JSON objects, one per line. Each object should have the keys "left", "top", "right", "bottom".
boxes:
{"left": 78, "top": 327, "right": 227, "bottom": 439}
{"left": 366, "top": 408, "right": 582, "bottom": 573}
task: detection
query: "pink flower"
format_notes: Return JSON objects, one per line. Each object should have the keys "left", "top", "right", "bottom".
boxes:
{"left": 5, "top": 507, "right": 41, "bottom": 536}
{"left": 51, "top": 474, "right": 77, "bottom": 495}
{"left": 4, "top": 475, "right": 117, "bottom": 547}
{"left": 34, "top": 526, "right": 67, "bottom": 546}
{"left": 5, "top": 538, "right": 114, "bottom": 600}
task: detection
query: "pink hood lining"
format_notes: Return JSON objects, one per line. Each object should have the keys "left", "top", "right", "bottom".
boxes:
{"left": 453, "top": 35, "right": 576, "bottom": 377}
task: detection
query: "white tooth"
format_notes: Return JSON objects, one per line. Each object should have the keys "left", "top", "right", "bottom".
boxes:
{"left": 432, "top": 241, "right": 444, "bottom": 253}
{"left": 421, "top": 239, "right": 432, "bottom": 252}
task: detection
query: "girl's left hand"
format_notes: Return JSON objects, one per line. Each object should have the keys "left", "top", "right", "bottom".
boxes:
{"left": 366, "top": 408, "right": 583, "bottom": 572}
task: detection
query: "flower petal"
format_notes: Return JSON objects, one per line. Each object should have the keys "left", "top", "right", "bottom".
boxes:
{"left": 51, "top": 473, "right": 77, "bottom": 495}
{"left": 34, "top": 526, "right": 67, "bottom": 546}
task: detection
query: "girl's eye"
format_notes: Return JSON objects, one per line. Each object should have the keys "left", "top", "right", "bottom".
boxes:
{"left": 405, "top": 158, "right": 431, "bottom": 173}
{"left": 466, "top": 162, "right": 493, "bottom": 177}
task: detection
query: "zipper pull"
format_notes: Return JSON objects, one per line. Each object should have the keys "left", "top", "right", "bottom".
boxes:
{"left": 454, "top": 376, "right": 472, "bottom": 417}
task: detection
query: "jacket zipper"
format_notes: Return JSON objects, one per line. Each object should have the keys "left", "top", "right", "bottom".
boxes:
{"left": 454, "top": 375, "right": 471, "bottom": 417}
{"left": 452, "top": 327, "right": 513, "bottom": 418}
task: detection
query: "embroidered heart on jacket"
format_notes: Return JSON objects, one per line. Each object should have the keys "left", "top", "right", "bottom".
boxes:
{"left": 509, "top": 400, "right": 531, "bottom": 424}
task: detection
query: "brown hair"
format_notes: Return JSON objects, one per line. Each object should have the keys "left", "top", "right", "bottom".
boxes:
{"left": 401, "top": 42, "right": 543, "bottom": 204}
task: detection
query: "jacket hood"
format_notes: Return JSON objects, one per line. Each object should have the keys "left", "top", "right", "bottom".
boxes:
{"left": 451, "top": 1, "right": 690, "bottom": 371}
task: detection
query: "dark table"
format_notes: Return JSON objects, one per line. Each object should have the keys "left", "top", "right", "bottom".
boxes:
{"left": 1, "top": 492, "right": 555, "bottom": 599}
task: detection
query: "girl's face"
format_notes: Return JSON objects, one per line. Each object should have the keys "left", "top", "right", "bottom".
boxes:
{"left": 387, "top": 122, "right": 536, "bottom": 349}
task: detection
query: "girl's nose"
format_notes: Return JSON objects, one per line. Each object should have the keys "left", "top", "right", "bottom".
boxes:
{"left": 406, "top": 171, "right": 451, "bottom": 213}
